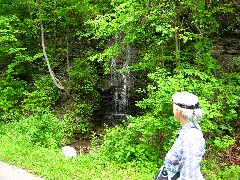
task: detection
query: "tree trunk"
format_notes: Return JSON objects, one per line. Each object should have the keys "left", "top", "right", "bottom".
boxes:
{"left": 36, "top": 0, "right": 69, "bottom": 96}
{"left": 174, "top": 21, "right": 180, "bottom": 66}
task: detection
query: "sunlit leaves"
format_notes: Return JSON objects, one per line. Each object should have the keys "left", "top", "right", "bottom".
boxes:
{"left": 137, "top": 66, "right": 239, "bottom": 151}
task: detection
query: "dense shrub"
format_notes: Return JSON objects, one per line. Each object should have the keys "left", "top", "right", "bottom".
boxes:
{"left": 99, "top": 66, "right": 239, "bottom": 167}
{"left": 0, "top": 113, "right": 64, "bottom": 149}
{"left": 22, "top": 76, "right": 62, "bottom": 114}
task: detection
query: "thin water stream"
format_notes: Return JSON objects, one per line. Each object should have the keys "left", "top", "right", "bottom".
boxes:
{"left": 110, "top": 44, "right": 133, "bottom": 124}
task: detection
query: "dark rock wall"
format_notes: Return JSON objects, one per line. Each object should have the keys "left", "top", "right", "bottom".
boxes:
{"left": 94, "top": 46, "right": 145, "bottom": 127}
{"left": 212, "top": 30, "right": 240, "bottom": 72}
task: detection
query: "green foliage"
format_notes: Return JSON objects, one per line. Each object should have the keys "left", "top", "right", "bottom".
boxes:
{"left": 0, "top": 124, "right": 155, "bottom": 179}
{"left": 202, "top": 160, "right": 240, "bottom": 180}
{"left": 0, "top": 0, "right": 103, "bottom": 142}
{"left": 62, "top": 110, "right": 91, "bottom": 140}
{"left": 58, "top": 58, "right": 101, "bottom": 138}
{"left": 69, "top": 58, "right": 99, "bottom": 100}
{"left": 0, "top": 113, "right": 64, "bottom": 149}
{"left": 0, "top": 78, "right": 27, "bottom": 122}
{"left": 22, "top": 75, "right": 62, "bottom": 114}
{"left": 99, "top": 64, "right": 239, "bottom": 165}
{"left": 140, "top": 66, "right": 238, "bottom": 141}
{"left": 0, "top": 74, "right": 62, "bottom": 122}
{"left": 220, "top": 165, "right": 240, "bottom": 180}
{"left": 213, "top": 135, "right": 236, "bottom": 149}
{"left": 84, "top": 0, "right": 236, "bottom": 73}
{"left": 0, "top": 16, "right": 22, "bottom": 53}
{"left": 100, "top": 116, "right": 175, "bottom": 165}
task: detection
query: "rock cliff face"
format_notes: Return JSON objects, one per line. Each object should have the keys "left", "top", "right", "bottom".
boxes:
{"left": 212, "top": 30, "right": 240, "bottom": 72}
{"left": 94, "top": 45, "right": 145, "bottom": 127}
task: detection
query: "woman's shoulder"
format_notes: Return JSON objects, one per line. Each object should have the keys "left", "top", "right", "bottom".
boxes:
{"left": 183, "top": 128, "right": 205, "bottom": 142}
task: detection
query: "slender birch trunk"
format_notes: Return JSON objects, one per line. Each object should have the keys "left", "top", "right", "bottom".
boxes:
{"left": 36, "top": 0, "right": 69, "bottom": 96}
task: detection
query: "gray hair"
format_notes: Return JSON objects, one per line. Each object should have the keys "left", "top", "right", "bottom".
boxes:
{"left": 172, "top": 92, "right": 204, "bottom": 124}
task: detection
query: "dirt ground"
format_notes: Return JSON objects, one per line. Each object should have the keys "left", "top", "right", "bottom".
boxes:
{"left": 0, "top": 161, "right": 44, "bottom": 180}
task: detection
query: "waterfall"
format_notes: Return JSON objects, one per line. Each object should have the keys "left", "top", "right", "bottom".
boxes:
{"left": 96, "top": 41, "right": 138, "bottom": 127}
{"left": 110, "top": 45, "right": 132, "bottom": 123}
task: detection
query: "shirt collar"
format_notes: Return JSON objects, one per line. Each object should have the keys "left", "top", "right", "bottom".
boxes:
{"left": 177, "top": 121, "right": 199, "bottom": 138}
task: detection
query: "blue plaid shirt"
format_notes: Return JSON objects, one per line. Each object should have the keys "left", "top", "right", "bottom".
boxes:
{"left": 164, "top": 122, "right": 205, "bottom": 179}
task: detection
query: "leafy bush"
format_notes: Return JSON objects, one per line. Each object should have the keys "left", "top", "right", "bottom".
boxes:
{"left": 201, "top": 160, "right": 240, "bottom": 180}
{"left": 69, "top": 58, "right": 99, "bottom": 98}
{"left": 138, "top": 67, "right": 238, "bottom": 143}
{"left": 220, "top": 165, "right": 240, "bottom": 180}
{"left": 0, "top": 78, "right": 27, "bottom": 122}
{"left": 99, "top": 66, "right": 239, "bottom": 166}
{"left": 100, "top": 115, "right": 176, "bottom": 165}
{"left": 62, "top": 109, "right": 92, "bottom": 140}
{"left": 22, "top": 75, "right": 62, "bottom": 114}
{"left": 0, "top": 113, "right": 64, "bottom": 149}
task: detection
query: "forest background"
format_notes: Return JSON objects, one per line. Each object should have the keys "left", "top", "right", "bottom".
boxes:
{"left": 0, "top": 0, "right": 239, "bottom": 179}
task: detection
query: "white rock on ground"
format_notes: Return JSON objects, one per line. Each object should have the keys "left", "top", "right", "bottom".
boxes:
{"left": 62, "top": 146, "right": 77, "bottom": 158}
{"left": 0, "top": 161, "right": 44, "bottom": 180}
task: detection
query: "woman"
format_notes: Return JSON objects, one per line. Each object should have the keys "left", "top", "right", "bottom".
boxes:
{"left": 155, "top": 92, "right": 205, "bottom": 180}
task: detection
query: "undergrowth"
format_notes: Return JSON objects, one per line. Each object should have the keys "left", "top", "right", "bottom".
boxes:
{"left": 0, "top": 114, "right": 155, "bottom": 180}
{"left": 0, "top": 113, "right": 239, "bottom": 180}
